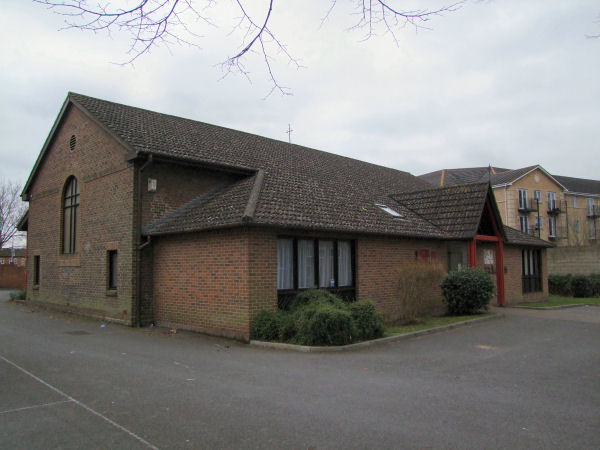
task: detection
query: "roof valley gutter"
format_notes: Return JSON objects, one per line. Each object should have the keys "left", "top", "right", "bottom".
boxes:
{"left": 136, "top": 154, "right": 153, "bottom": 327}
{"left": 242, "top": 169, "right": 265, "bottom": 222}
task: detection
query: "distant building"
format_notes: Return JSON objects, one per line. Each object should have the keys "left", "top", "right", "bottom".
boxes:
{"left": 0, "top": 248, "right": 26, "bottom": 267}
{"left": 420, "top": 166, "right": 600, "bottom": 275}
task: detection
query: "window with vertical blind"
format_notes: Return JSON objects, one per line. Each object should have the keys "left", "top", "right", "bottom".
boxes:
{"left": 277, "top": 237, "right": 354, "bottom": 291}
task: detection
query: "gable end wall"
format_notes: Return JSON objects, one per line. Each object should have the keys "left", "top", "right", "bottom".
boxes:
{"left": 25, "top": 105, "right": 136, "bottom": 323}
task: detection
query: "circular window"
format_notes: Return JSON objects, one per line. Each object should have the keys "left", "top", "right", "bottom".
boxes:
{"left": 69, "top": 135, "right": 77, "bottom": 151}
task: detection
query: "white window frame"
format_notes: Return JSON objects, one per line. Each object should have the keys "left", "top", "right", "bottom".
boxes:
{"left": 548, "top": 216, "right": 557, "bottom": 238}
{"left": 519, "top": 215, "right": 529, "bottom": 233}
{"left": 518, "top": 189, "right": 528, "bottom": 210}
{"left": 547, "top": 192, "right": 556, "bottom": 210}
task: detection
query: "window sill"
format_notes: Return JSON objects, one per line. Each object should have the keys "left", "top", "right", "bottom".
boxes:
{"left": 105, "top": 290, "right": 118, "bottom": 297}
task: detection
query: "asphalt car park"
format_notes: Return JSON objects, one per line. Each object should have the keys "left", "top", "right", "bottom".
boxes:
{"left": 1, "top": 290, "right": 599, "bottom": 449}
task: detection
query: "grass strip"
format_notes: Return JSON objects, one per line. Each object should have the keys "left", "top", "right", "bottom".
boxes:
{"left": 384, "top": 313, "right": 494, "bottom": 337}
{"left": 519, "top": 295, "right": 600, "bottom": 308}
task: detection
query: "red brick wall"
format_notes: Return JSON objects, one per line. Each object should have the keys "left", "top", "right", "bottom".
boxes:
{"left": 248, "top": 229, "right": 278, "bottom": 317}
{"left": 504, "top": 246, "right": 548, "bottom": 304}
{"left": 25, "top": 105, "right": 136, "bottom": 323}
{"left": 140, "top": 163, "right": 240, "bottom": 228}
{"left": 0, "top": 265, "right": 26, "bottom": 289}
{"left": 152, "top": 229, "right": 252, "bottom": 340}
{"left": 356, "top": 237, "right": 448, "bottom": 320}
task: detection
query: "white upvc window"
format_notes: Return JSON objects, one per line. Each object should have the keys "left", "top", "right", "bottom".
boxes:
{"left": 547, "top": 192, "right": 557, "bottom": 210}
{"left": 588, "top": 198, "right": 595, "bottom": 216}
{"left": 573, "top": 196, "right": 578, "bottom": 208}
{"left": 519, "top": 215, "right": 529, "bottom": 233}
{"left": 518, "top": 189, "right": 528, "bottom": 209}
{"left": 535, "top": 216, "right": 543, "bottom": 230}
{"left": 534, "top": 190, "right": 541, "bottom": 202}
{"left": 548, "top": 217, "right": 557, "bottom": 237}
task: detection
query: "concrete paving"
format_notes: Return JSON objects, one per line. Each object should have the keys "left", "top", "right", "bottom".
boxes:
{"left": 1, "top": 298, "right": 599, "bottom": 449}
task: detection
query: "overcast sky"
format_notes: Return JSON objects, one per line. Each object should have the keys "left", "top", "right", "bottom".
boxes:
{"left": 2, "top": 0, "right": 599, "bottom": 188}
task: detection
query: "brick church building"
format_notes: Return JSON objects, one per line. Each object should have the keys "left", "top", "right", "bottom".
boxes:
{"left": 18, "top": 93, "right": 551, "bottom": 340}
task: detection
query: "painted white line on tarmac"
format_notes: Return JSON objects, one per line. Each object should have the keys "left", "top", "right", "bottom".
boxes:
{"left": 0, "top": 354, "right": 159, "bottom": 450}
{"left": 0, "top": 399, "right": 71, "bottom": 415}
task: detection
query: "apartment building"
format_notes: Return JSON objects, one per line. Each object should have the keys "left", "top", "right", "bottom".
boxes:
{"left": 420, "top": 165, "right": 599, "bottom": 248}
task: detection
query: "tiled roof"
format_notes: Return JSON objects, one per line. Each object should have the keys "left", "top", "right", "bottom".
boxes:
{"left": 419, "top": 167, "right": 509, "bottom": 187}
{"left": 489, "top": 165, "right": 539, "bottom": 186}
{"left": 57, "top": 93, "right": 549, "bottom": 244}
{"left": 503, "top": 226, "right": 553, "bottom": 248}
{"left": 69, "top": 93, "right": 452, "bottom": 239}
{"left": 390, "top": 183, "right": 490, "bottom": 239}
{"left": 552, "top": 175, "right": 600, "bottom": 196}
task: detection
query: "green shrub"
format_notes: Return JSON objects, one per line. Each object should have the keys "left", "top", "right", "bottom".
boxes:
{"left": 349, "top": 300, "right": 384, "bottom": 341}
{"left": 9, "top": 289, "right": 26, "bottom": 300}
{"left": 394, "top": 262, "right": 446, "bottom": 324}
{"left": 589, "top": 274, "right": 600, "bottom": 297}
{"left": 251, "top": 310, "right": 281, "bottom": 341}
{"left": 548, "top": 274, "right": 572, "bottom": 296}
{"left": 295, "top": 302, "right": 356, "bottom": 346}
{"left": 441, "top": 268, "right": 495, "bottom": 315}
{"left": 278, "top": 312, "right": 298, "bottom": 341}
{"left": 571, "top": 276, "right": 593, "bottom": 298}
{"left": 290, "top": 289, "right": 345, "bottom": 311}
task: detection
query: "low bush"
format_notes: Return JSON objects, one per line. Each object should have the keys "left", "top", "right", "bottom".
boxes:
{"left": 349, "top": 300, "right": 385, "bottom": 341}
{"left": 9, "top": 289, "right": 26, "bottom": 300}
{"left": 441, "top": 268, "right": 495, "bottom": 315}
{"left": 294, "top": 302, "right": 356, "bottom": 346}
{"left": 590, "top": 274, "right": 600, "bottom": 297}
{"left": 394, "top": 262, "right": 446, "bottom": 324}
{"left": 251, "top": 310, "right": 281, "bottom": 341}
{"left": 278, "top": 312, "right": 298, "bottom": 341}
{"left": 548, "top": 274, "right": 572, "bottom": 296}
{"left": 252, "top": 291, "right": 387, "bottom": 345}
{"left": 571, "top": 275, "right": 593, "bottom": 298}
{"left": 289, "top": 289, "right": 345, "bottom": 311}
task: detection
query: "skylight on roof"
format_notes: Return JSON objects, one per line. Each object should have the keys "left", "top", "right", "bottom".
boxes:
{"left": 376, "top": 204, "right": 403, "bottom": 218}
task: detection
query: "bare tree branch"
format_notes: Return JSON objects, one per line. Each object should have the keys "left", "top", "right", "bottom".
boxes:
{"left": 34, "top": 1, "right": 463, "bottom": 95}
{"left": 0, "top": 179, "right": 27, "bottom": 248}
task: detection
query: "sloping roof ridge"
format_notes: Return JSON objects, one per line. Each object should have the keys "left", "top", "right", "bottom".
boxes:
{"left": 552, "top": 173, "right": 600, "bottom": 195}
{"left": 397, "top": 181, "right": 489, "bottom": 196}
{"left": 389, "top": 183, "right": 489, "bottom": 237}
{"left": 503, "top": 225, "right": 553, "bottom": 248}
{"left": 389, "top": 182, "right": 491, "bottom": 239}
{"left": 69, "top": 92, "right": 415, "bottom": 177}
{"left": 491, "top": 164, "right": 539, "bottom": 186}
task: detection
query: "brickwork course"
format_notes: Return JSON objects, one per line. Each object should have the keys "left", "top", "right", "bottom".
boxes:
{"left": 19, "top": 93, "right": 552, "bottom": 340}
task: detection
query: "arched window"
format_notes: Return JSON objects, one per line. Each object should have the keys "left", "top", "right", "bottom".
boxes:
{"left": 63, "top": 177, "right": 79, "bottom": 254}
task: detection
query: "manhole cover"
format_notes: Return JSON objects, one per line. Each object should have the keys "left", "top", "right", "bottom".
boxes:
{"left": 64, "top": 330, "right": 90, "bottom": 335}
